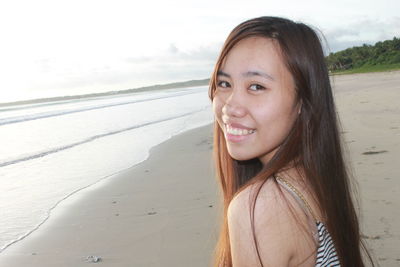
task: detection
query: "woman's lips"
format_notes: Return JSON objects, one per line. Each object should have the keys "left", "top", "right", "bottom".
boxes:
{"left": 226, "top": 122, "right": 255, "bottom": 130}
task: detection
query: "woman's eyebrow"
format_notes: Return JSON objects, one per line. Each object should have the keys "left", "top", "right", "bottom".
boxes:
{"left": 217, "top": 70, "right": 230, "bottom": 78}
{"left": 243, "top": 71, "right": 274, "bottom": 81}
{"left": 217, "top": 70, "right": 274, "bottom": 81}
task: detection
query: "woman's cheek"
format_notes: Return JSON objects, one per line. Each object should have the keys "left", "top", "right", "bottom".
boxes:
{"left": 212, "top": 96, "right": 222, "bottom": 117}
{"left": 212, "top": 97, "right": 225, "bottom": 131}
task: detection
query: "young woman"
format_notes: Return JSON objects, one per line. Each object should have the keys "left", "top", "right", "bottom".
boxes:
{"left": 209, "top": 17, "right": 374, "bottom": 267}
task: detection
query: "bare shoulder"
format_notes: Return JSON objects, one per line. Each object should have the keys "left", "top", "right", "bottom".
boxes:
{"left": 228, "top": 178, "right": 316, "bottom": 267}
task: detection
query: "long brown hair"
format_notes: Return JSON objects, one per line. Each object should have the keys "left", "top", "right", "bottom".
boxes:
{"left": 209, "top": 17, "right": 374, "bottom": 267}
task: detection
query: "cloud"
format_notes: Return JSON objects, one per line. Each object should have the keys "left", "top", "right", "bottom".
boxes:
{"left": 24, "top": 42, "right": 222, "bottom": 97}
{"left": 121, "top": 42, "right": 222, "bottom": 84}
{"left": 324, "top": 17, "right": 400, "bottom": 52}
{"left": 168, "top": 44, "right": 179, "bottom": 54}
{"left": 125, "top": 42, "right": 221, "bottom": 64}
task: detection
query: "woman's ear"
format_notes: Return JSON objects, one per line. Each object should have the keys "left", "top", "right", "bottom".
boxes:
{"left": 297, "top": 100, "right": 302, "bottom": 115}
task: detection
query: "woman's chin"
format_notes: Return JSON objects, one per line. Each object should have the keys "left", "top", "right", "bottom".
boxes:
{"left": 228, "top": 152, "right": 254, "bottom": 161}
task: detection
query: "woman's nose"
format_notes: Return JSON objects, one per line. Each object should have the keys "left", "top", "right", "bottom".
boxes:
{"left": 222, "top": 91, "right": 246, "bottom": 118}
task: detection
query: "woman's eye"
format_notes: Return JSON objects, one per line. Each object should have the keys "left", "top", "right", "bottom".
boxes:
{"left": 217, "top": 81, "right": 230, "bottom": 88}
{"left": 249, "top": 84, "right": 265, "bottom": 91}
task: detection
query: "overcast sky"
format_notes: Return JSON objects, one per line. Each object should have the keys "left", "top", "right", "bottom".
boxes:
{"left": 0, "top": 0, "right": 399, "bottom": 103}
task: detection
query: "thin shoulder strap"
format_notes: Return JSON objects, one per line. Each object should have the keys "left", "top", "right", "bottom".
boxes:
{"left": 275, "top": 176, "right": 317, "bottom": 222}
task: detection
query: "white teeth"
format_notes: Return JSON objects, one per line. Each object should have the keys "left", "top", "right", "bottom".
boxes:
{"left": 226, "top": 124, "right": 255, "bottom": 135}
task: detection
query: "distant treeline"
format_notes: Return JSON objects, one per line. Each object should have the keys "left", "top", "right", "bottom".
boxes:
{"left": 326, "top": 37, "right": 400, "bottom": 72}
{"left": 0, "top": 78, "right": 210, "bottom": 107}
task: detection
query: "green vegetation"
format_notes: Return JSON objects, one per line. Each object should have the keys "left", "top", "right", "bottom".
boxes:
{"left": 326, "top": 37, "right": 400, "bottom": 74}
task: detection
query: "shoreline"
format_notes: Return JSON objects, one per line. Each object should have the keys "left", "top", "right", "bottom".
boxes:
{"left": 0, "top": 124, "right": 220, "bottom": 267}
{"left": 0, "top": 80, "right": 210, "bottom": 108}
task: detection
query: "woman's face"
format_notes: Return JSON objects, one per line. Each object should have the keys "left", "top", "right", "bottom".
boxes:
{"left": 212, "top": 37, "right": 300, "bottom": 165}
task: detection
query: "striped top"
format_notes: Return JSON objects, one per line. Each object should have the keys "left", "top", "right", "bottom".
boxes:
{"left": 275, "top": 177, "right": 341, "bottom": 267}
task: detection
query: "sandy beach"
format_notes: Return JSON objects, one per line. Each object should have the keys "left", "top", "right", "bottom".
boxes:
{"left": 332, "top": 71, "right": 400, "bottom": 266}
{"left": 0, "top": 125, "right": 220, "bottom": 267}
{"left": 0, "top": 71, "right": 399, "bottom": 267}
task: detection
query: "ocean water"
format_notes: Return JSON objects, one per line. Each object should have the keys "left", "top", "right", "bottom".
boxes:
{"left": 0, "top": 86, "right": 213, "bottom": 252}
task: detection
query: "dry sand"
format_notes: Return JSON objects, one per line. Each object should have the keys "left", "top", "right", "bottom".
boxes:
{"left": 0, "top": 71, "right": 399, "bottom": 267}
{"left": 332, "top": 71, "right": 400, "bottom": 266}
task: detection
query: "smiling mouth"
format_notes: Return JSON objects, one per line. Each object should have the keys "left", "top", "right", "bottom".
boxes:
{"left": 225, "top": 124, "right": 256, "bottom": 136}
